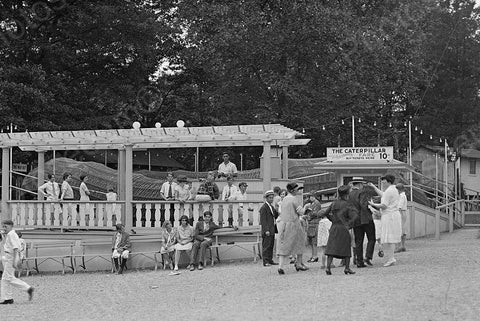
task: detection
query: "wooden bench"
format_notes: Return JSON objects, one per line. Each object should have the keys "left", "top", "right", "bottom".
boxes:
{"left": 207, "top": 226, "right": 262, "bottom": 267}
{"left": 23, "top": 240, "right": 76, "bottom": 275}
{"left": 76, "top": 239, "right": 114, "bottom": 272}
{"left": 76, "top": 235, "right": 163, "bottom": 272}
{"left": 128, "top": 235, "right": 163, "bottom": 271}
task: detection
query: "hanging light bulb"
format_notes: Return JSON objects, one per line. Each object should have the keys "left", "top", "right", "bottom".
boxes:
{"left": 373, "top": 121, "right": 377, "bottom": 126}
{"left": 440, "top": 137, "right": 443, "bottom": 143}
{"left": 415, "top": 126, "right": 418, "bottom": 131}
{"left": 322, "top": 125, "right": 325, "bottom": 130}
{"left": 358, "top": 118, "right": 361, "bottom": 123}
{"left": 302, "top": 128, "right": 305, "bottom": 134}
{"left": 429, "top": 135, "right": 433, "bottom": 139}
{"left": 420, "top": 129, "right": 423, "bottom": 135}
{"left": 341, "top": 120, "right": 345, "bottom": 125}
{"left": 388, "top": 122, "right": 392, "bottom": 128}
{"left": 404, "top": 121, "right": 407, "bottom": 127}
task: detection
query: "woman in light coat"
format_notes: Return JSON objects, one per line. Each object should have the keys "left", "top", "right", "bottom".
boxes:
{"left": 276, "top": 182, "right": 308, "bottom": 275}
{"left": 368, "top": 174, "right": 402, "bottom": 267}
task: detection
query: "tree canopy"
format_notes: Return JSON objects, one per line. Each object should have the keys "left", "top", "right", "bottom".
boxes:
{"left": 0, "top": 0, "right": 479, "bottom": 167}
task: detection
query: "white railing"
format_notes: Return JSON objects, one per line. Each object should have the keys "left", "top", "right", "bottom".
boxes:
{"left": 7, "top": 200, "right": 265, "bottom": 230}
{"left": 8, "top": 201, "right": 125, "bottom": 229}
{"left": 132, "top": 200, "right": 265, "bottom": 228}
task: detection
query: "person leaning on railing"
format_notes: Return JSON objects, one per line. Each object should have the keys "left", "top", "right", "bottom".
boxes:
{"left": 195, "top": 171, "right": 220, "bottom": 201}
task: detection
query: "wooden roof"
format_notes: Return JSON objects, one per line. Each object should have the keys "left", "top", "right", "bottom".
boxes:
{"left": 0, "top": 124, "right": 309, "bottom": 151}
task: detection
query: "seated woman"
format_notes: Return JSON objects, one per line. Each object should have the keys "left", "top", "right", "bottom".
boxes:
{"left": 160, "top": 221, "right": 177, "bottom": 270}
{"left": 173, "top": 215, "right": 194, "bottom": 271}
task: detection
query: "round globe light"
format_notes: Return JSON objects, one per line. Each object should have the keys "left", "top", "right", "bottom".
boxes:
{"left": 132, "top": 121, "right": 141, "bottom": 130}
{"left": 155, "top": 122, "right": 162, "bottom": 128}
{"left": 176, "top": 120, "right": 185, "bottom": 128}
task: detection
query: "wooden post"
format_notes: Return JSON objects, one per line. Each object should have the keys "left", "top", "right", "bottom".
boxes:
{"left": 117, "top": 149, "right": 126, "bottom": 200}
{"left": 282, "top": 146, "right": 289, "bottom": 179}
{"left": 37, "top": 151, "right": 45, "bottom": 198}
{"left": 435, "top": 207, "right": 440, "bottom": 240}
{"left": 262, "top": 140, "right": 271, "bottom": 192}
{"left": 1, "top": 148, "right": 10, "bottom": 220}
{"left": 409, "top": 202, "right": 415, "bottom": 240}
{"left": 125, "top": 145, "right": 133, "bottom": 230}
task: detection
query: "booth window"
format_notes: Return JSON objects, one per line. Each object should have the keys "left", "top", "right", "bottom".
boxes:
{"left": 470, "top": 160, "right": 477, "bottom": 175}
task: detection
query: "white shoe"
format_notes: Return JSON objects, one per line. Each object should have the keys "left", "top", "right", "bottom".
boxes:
{"left": 174, "top": 266, "right": 178, "bottom": 271}
{"left": 383, "top": 259, "right": 396, "bottom": 267}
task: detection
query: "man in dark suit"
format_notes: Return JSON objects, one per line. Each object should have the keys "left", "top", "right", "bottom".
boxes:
{"left": 259, "top": 190, "right": 279, "bottom": 266}
{"left": 189, "top": 211, "right": 221, "bottom": 271}
{"left": 349, "top": 177, "right": 375, "bottom": 268}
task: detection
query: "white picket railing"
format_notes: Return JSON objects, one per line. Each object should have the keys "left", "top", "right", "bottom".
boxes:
{"left": 132, "top": 201, "right": 264, "bottom": 228}
{"left": 7, "top": 200, "right": 265, "bottom": 229}
{"left": 9, "top": 201, "right": 125, "bottom": 229}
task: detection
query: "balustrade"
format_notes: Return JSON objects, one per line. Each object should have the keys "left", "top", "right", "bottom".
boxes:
{"left": 8, "top": 200, "right": 265, "bottom": 229}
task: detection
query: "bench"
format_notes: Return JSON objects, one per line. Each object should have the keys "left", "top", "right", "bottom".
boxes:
{"left": 23, "top": 240, "right": 76, "bottom": 275}
{"left": 207, "top": 226, "right": 262, "bottom": 267}
{"left": 76, "top": 235, "right": 163, "bottom": 272}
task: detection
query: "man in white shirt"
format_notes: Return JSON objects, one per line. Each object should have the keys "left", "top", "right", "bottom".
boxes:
{"left": 38, "top": 174, "right": 60, "bottom": 225}
{"left": 0, "top": 220, "right": 34, "bottom": 304}
{"left": 222, "top": 176, "right": 238, "bottom": 226}
{"left": 60, "top": 172, "right": 75, "bottom": 226}
{"left": 396, "top": 183, "right": 408, "bottom": 252}
{"left": 38, "top": 174, "right": 60, "bottom": 201}
{"left": 160, "top": 172, "right": 178, "bottom": 200}
{"left": 217, "top": 153, "right": 238, "bottom": 179}
{"left": 229, "top": 182, "right": 250, "bottom": 226}
{"left": 222, "top": 176, "right": 238, "bottom": 201}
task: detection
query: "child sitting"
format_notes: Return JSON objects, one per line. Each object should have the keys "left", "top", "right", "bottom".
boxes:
{"left": 369, "top": 205, "right": 384, "bottom": 257}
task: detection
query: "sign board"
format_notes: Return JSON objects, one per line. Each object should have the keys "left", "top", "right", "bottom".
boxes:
{"left": 327, "top": 147, "right": 394, "bottom": 162}
{"left": 12, "top": 163, "right": 28, "bottom": 173}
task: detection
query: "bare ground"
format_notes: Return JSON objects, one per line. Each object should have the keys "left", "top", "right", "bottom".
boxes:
{"left": 2, "top": 229, "right": 480, "bottom": 321}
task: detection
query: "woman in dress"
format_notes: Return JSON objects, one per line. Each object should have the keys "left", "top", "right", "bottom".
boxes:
{"left": 368, "top": 174, "right": 402, "bottom": 267}
{"left": 276, "top": 182, "right": 308, "bottom": 275}
{"left": 324, "top": 185, "right": 358, "bottom": 275}
{"left": 160, "top": 221, "right": 177, "bottom": 270}
{"left": 79, "top": 174, "right": 91, "bottom": 225}
{"left": 173, "top": 215, "right": 194, "bottom": 271}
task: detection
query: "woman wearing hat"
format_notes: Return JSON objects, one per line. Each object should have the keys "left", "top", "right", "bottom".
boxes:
{"left": 276, "top": 182, "right": 308, "bottom": 274}
{"left": 324, "top": 185, "right": 358, "bottom": 275}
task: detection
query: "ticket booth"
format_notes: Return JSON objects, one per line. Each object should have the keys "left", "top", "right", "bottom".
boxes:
{"left": 315, "top": 146, "right": 414, "bottom": 190}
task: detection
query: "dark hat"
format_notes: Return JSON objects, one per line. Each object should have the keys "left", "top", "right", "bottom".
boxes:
{"left": 286, "top": 182, "right": 304, "bottom": 192}
{"left": 337, "top": 185, "right": 351, "bottom": 196}
{"left": 351, "top": 177, "right": 366, "bottom": 184}
{"left": 115, "top": 223, "right": 124, "bottom": 230}
{"left": 380, "top": 174, "right": 396, "bottom": 184}
{"left": 2, "top": 219, "right": 14, "bottom": 226}
{"left": 177, "top": 175, "right": 188, "bottom": 183}
{"left": 239, "top": 182, "right": 248, "bottom": 187}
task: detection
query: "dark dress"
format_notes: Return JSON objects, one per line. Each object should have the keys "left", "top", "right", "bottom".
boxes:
{"left": 324, "top": 199, "right": 358, "bottom": 259}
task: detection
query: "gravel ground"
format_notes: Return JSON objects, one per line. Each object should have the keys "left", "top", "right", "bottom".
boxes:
{"left": 2, "top": 229, "right": 480, "bottom": 321}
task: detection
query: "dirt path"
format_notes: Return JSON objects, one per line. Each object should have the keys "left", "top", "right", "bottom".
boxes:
{"left": 2, "top": 229, "right": 479, "bottom": 321}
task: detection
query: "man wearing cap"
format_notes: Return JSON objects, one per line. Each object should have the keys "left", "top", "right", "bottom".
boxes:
{"left": 112, "top": 223, "right": 131, "bottom": 274}
{"left": 259, "top": 190, "right": 279, "bottom": 266}
{"left": 217, "top": 152, "right": 238, "bottom": 179}
{"left": 0, "top": 220, "right": 34, "bottom": 304}
{"left": 350, "top": 177, "right": 376, "bottom": 268}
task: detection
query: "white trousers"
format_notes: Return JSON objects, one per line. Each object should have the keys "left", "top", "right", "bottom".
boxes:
{"left": 1, "top": 254, "right": 30, "bottom": 301}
